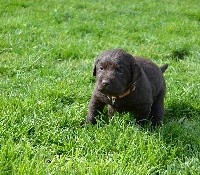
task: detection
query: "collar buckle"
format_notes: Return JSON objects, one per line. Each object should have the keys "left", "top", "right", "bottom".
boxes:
{"left": 111, "top": 97, "right": 116, "bottom": 105}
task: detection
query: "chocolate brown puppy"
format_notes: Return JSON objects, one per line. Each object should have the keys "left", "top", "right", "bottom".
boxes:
{"left": 85, "top": 49, "right": 168, "bottom": 126}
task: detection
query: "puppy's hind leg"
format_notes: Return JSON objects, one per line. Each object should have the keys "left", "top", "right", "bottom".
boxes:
{"left": 135, "top": 104, "right": 152, "bottom": 126}
{"left": 150, "top": 90, "right": 165, "bottom": 127}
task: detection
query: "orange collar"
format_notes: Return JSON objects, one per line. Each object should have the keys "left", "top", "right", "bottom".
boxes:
{"left": 108, "top": 83, "right": 136, "bottom": 105}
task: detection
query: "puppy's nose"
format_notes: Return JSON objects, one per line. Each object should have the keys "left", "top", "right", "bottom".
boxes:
{"left": 102, "top": 80, "right": 110, "bottom": 86}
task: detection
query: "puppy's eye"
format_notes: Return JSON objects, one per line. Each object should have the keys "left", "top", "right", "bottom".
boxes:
{"left": 99, "top": 67, "right": 104, "bottom": 71}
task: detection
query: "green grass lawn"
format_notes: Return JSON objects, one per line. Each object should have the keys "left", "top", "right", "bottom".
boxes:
{"left": 0, "top": 0, "right": 200, "bottom": 174}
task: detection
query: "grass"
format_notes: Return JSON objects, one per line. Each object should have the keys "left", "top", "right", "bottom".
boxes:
{"left": 0, "top": 0, "right": 200, "bottom": 174}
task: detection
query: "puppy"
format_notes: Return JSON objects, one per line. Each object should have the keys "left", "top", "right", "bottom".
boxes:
{"left": 85, "top": 49, "right": 168, "bottom": 126}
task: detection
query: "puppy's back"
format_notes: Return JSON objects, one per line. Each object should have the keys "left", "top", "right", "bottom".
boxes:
{"left": 134, "top": 56, "right": 166, "bottom": 94}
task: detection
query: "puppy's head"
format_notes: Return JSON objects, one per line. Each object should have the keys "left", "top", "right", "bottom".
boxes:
{"left": 93, "top": 49, "right": 141, "bottom": 96}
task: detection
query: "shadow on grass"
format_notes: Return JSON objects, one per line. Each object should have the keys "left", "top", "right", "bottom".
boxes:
{"left": 92, "top": 101, "right": 200, "bottom": 155}
{"left": 169, "top": 47, "right": 190, "bottom": 61}
{"left": 161, "top": 101, "right": 200, "bottom": 155}
{"left": 165, "top": 101, "right": 200, "bottom": 121}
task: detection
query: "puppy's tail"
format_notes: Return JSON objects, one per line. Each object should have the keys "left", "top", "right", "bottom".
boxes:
{"left": 160, "top": 64, "right": 168, "bottom": 73}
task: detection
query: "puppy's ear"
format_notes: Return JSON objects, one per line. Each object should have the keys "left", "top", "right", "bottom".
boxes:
{"left": 93, "top": 58, "right": 99, "bottom": 76}
{"left": 131, "top": 61, "right": 142, "bottom": 83}
{"left": 93, "top": 66, "right": 96, "bottom": 76}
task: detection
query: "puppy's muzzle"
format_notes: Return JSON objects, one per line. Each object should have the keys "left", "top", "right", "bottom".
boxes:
{"left": 98, "top": 79, "right": 112, "bottom": 93}
{"left": 102, "top": 79, "right": 110, "bottom": 87}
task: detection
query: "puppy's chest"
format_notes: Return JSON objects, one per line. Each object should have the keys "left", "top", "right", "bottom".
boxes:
{"left": 106, "top": 96, "right": 136, "bottom": 110}
{"left": 102, "top": 92, "right": 153, "bottom": 111}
